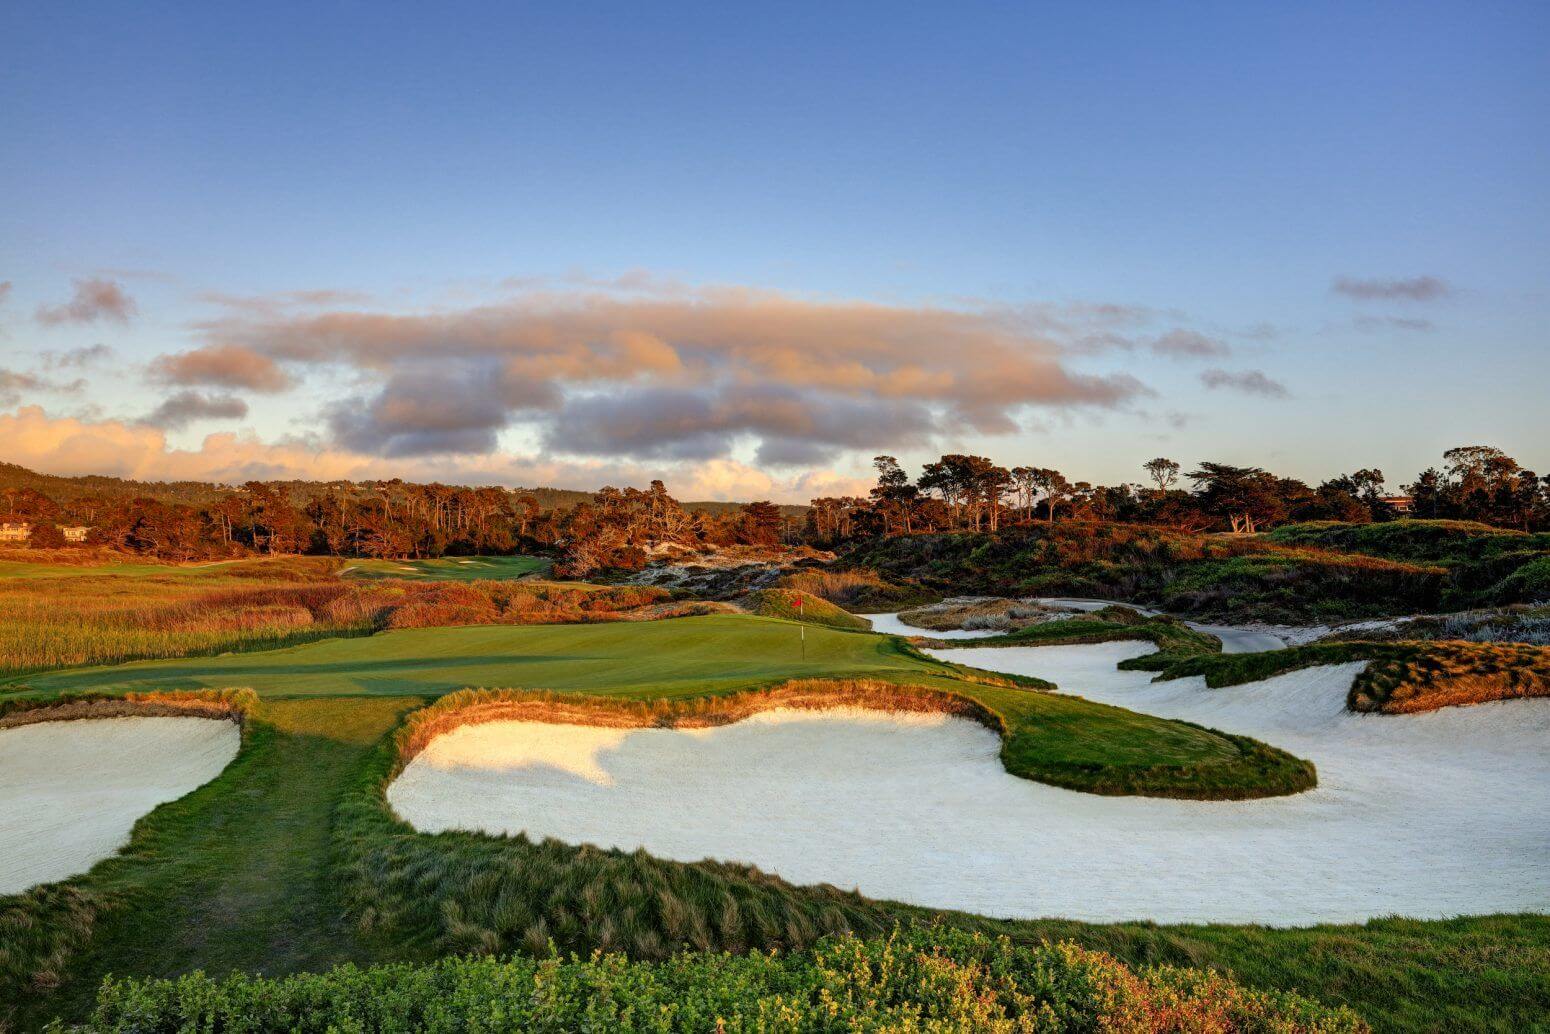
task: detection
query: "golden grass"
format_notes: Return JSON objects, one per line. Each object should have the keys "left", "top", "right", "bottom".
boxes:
{"left": 1353, "top": 641, "right": 1550, "bottom": 714}
{"left": 0, "top": 571, "right": 673, "bottom": 679}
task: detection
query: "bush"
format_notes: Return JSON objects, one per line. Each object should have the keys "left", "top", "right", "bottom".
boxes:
{"left": 71, "top": 928, "right": 1364, "bottom": 1033}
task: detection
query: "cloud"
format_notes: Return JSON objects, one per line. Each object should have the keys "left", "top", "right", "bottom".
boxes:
{"left": 0, "top": 406, "right": 866, "bottom": 502}
{"left": 35, "top": 278, "right": 137, "bottom": 325}
{"left": 0, "top": 282, "right": 11, "bottom": 306}
{"left": 541, "top": 385, "right": 934, "bottom": 466}
{"left": 325, "top": 362, "right": 534, "bottom": 456}
{"left": 1352, "top": 315, "right": 1434, "bottom": 332}
{"left": 149, "top": 344, "right": 292, "bottom": 392}
{"left": 43, "top": 343, "right": 115, "bottom": 368}
{"left": 141, "top": 391, "right": 249, "bottom": 429}
{"left": 1150, "top": 329, "right": 1230, "bottom": 359}
{"left": 1331, "top": 275, "right": 1451, "bottom": 302}
{"left": 192, "top": 284, "right": 1149, "bottom": 461}
{"left": 0, "top": 369, "right": 86, "bottom": 406}
{"left": 1199, "top": 368, "right": 1288, "bottom": 398}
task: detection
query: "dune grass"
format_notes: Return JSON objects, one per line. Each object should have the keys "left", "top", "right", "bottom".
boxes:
{"left": 774, "top": 566, "right": 940, "bottom": 612}
{"left": 339, "top": 555, "right": 552, "bottom": 581}
{"left": 1141, "top": 639, "right": 1550, "bottom": 713}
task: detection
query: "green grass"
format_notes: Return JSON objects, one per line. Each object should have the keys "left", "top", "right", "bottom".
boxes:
{"left": 339, "top": 555, "right": 551, "bottom": 581}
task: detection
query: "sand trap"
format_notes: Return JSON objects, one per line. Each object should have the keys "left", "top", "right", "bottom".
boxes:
{"left": 865, "top": 611, "right": 999, "bottom": 640}
{"left": 391, "top": 638, "right": 1550, "bottom": 925}
{"left": 0, "top": 716, "right": 240, "bottom": 894}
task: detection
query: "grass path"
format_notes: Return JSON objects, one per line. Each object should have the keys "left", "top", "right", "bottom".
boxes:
{"left": 20, "top": 697, "right": 418, "bottom": 1028}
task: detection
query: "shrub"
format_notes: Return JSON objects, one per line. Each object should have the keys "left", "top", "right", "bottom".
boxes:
{"left": 72, "top": 928, "right": 1364, "bottom": 1032}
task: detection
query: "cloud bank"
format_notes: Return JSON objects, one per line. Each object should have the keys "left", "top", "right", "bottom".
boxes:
{"left": 0, "top": 406, "right": 870, "bottom": 502}
{"left": 180, "top": 285, "right": 1150, "bottom": 463}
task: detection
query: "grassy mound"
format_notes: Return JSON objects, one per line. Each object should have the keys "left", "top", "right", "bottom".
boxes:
{"left": 844, "top": 523, "right": 1447, "bottom": 623}
{"left": 1145, "top": 640, "right": 1550, "bottom": 713}
{"left": 737, "top": 587, "right": 872, "bottom": 630}
{"left": 775, "top": 566, "right": 940, "bottom": 612}
{"left": 74, "top": 928, "right": 1363, "bottom": 1033}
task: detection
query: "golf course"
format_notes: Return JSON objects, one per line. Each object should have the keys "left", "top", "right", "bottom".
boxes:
{"left": 1, "top": 560, "right": 1546, "bottom": 1031}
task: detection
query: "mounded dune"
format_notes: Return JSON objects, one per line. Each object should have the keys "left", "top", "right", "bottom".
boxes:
{"left": 0, "top": 716, "right": 240, "bottom": 894}
{"left": 389, "top": 641, "right": 1550, "bottom": 926}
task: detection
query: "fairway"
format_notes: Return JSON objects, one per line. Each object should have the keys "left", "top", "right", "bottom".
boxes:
{"left": 339, "top": 555, "right": 551, "bottom": 581}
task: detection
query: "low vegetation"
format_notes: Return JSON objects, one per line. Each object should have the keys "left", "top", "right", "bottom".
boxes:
{"left": 736, "top": 587, "right": 872, "bottom": 630}
{"left": 932, "top": 606, "right": 1224, "bottom": 667}
{"left": 845, "top": 522, "right": 1452, "bottom": 623}
{"left": 1145, "top": 640, "right": 1550, "bottom": 714}
{"left": 70, "top": 928, "right": 1365, "bottom": 1033}
{"left": 1267, "top": 520, "right": 1550, "bottom": 607}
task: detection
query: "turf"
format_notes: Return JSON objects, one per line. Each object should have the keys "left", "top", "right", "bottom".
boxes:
{"left": 339, "top": 555, "right": 551, "bottom": 581}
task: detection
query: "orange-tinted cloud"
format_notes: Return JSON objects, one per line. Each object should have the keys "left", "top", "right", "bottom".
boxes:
{"left": 35, "top": 278, "right": 137, "bottom": 325}
{"left": 150, "top": 344, "right": 292, "bottom": 392}
{"left": 186, "top": 285, "right": 1147, "bottom": 460}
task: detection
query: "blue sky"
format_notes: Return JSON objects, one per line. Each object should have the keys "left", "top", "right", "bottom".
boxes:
{"left": 2, "top": 2, "right": 1546, "bottom": 499}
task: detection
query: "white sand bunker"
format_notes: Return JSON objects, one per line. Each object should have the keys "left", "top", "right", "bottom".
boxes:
{"left": 0, "top": 716, "right": 240, "bottom": 894}
{"left": 390, "top": 641, "right": 1550, "bottom": 926}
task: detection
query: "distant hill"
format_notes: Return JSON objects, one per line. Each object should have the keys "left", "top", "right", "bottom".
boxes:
{"left": 0, "top": 463, "right": 807, "bottom": 515}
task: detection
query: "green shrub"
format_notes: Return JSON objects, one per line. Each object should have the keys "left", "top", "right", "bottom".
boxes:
{"left": 67, "top": 928, "right": 1364, "bottom": 1033}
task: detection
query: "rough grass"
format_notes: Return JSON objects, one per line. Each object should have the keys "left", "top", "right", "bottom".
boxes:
{"left": 774, "top": 566, "right": 940, "bottom": 612}
{"left": 73, "top": 927, "right": 1365, "bottom": 1033}
{"left": 1145, "top": 639, "right": 1550, "bottom": 714}
{"left": 737, "top": 587, "right": 873, "bottom": 630}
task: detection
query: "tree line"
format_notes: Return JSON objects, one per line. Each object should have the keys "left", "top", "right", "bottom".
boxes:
{"left": 1, "top": 443, "right": 1543, "bottom": 566}
{"left": 802, "top": 444, "right": 1549, "bottom": 545}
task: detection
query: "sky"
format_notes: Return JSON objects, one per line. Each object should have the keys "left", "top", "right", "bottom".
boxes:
{"left": 2, "top": 1, "right": 1546, "bottom": 501}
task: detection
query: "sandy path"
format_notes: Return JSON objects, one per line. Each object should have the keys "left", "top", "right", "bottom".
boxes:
{"left": 390, "top": 640, "right": 1550, "bottom": 925}
{"left": 0, "top": 717, "right": 240, "bottom": 894}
